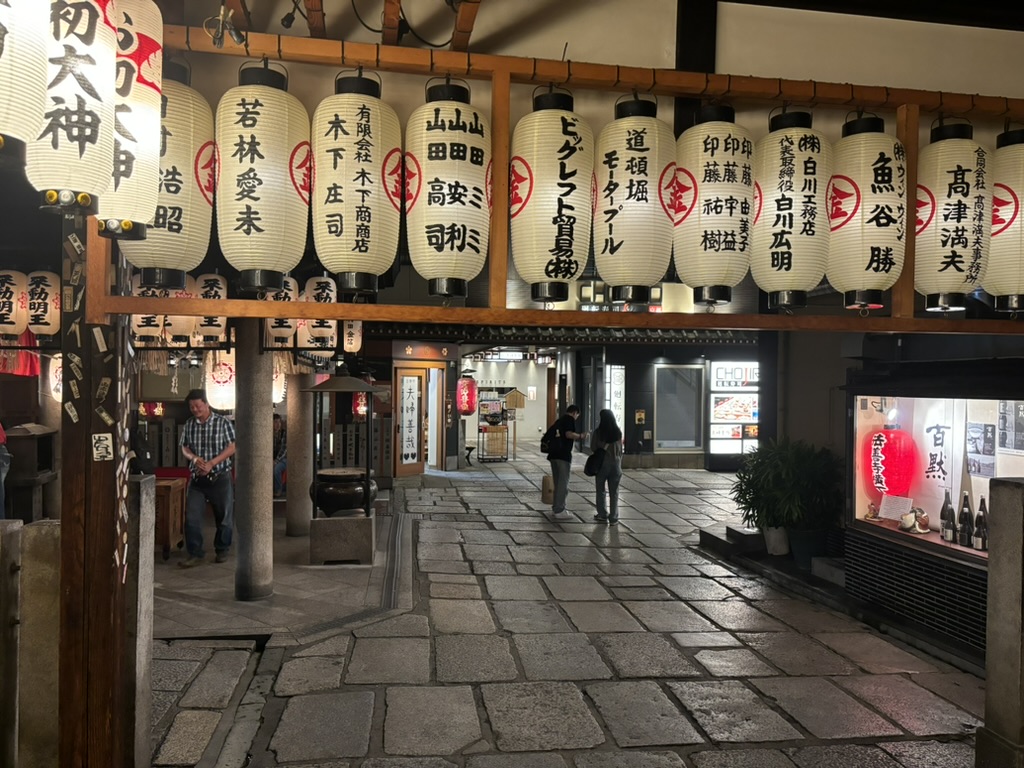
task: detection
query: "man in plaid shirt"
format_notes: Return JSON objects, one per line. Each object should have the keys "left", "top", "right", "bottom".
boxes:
{"left": 179, "top": 389, "right": 236, "bottom": 567}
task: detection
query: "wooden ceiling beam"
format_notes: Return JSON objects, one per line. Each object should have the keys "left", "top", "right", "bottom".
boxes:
{"left": 382, "top": 0, "right": 402, "bottom": 45}
{"left": 224, "top": 0, "right": 250, "bottom": 31}
{"left": 450, "top": 0, "right": 482, "bottom": 52}
{"left": 153, "top": 0, "right": 184, "bottom": 25}
{"left": 303, "top": 0, "right": 326, "bottom": 38}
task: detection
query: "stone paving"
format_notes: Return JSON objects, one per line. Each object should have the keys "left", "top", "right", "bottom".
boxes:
{"left": 150, "top": 458, "right": 982, "bottom": 767}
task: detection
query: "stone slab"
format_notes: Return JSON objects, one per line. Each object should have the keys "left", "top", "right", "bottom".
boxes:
{"left": 276, "top": 656, "right": 345, "bottom": 696}
{"left": 754, "top": 599, "right": 866, "bottom": 633}
{"left": 694, "top": 649, "right": 777, "bottom": 677}
{"left": 481, "top": 682, "right": 605, "bottom": 751}
{"left": 152, "top": 641, "right": 213, "bottom": 662}
{"left": 461, "top": 531, "right": 516, "bottom": 546}
{"left": 484, "top": 576, "right": 547, "bottom": 601}
{"left": 561, "top": 602, "right": 645, "bottom": 632}
{"left": 624, "top": 601, "right": 718, "bottom": 632}
{"left": 812, "top": 632, "right": 940, "bottom": 674}
{"left": 753, "top": 677, "right": 902, "bottom": 739}
{"left": 835, "top": 674, "right": 981, "bottom": 735}
{"left": 789, "top": 745, "right": 903, "bottom": 768}
{"left": 355, "top": 614, "right": 431, "bottom": 638}
{"left": 294, "top": 634, "right": 352, "bottom": 657}
{"left": 514, "top": 633, "right": 613, "bottom": 680}
{"left": 466, "top": 755, "right": 568, "bottom": 768}
{"left": 542, "top": 576, "right": 612, "bottom": 601}
{"left": 737, "top": 633, "right": 857, "bottom": 676}
{"left": 463, "top": 545, "right": 515, "bottom": 562}
{"left": 179, "top": 650, "right": 250, "bottom": 709}
{"left": 669, "top": 680, "right": 803, "bottom": 743}
{"left": 429, "top": 583, "right": 484, "bottom": 599}
{"left": 153, "top": 710, "right": 221, "bottom": 765}
{"left": 345, "top": 638, "right": 431, "bottom": 684}
{"left": 436, "top": 635, "right": 519, "bottom": 683}
{"left": 271, "top": 692, "right": 375, "bottom": 762}
{"left": 690, "top": 601, "right": 789, "bottom": 632}
{"left": 509, "top": 546, "right": 564, "bottom": 564}
{"left": 151, "top": 659, "right": 201, "bottom": 691}
{"left": 363, "top": 760, "right": 457, "bottom": 768}
{"left": 691, "top": 749, "right": 797, "bottom": 768}
{"left": 671, "top": 632, "right": 741, "bottom": 648}
{"left": 310, "top": 515, "right": 375, "bottom": 565}
{"left": 384, "top": 686, "right": 482, "bottom": 756}
{"left": 587, "top": 680, "right": 703, "bottom": 747}
{"left": 878, "top": 739, "right": 975, "bottom": 767}
{"left": 573, "top": 752, "right": 687, "bottom": 768}
{"left": 417, "top": 542, "right": 465, "bottom": 561}
{"left": 429, "top": 599, "right": 496, "bottom": 634}
{"left": 473, "top": 561, "right": 519, "bottom": 575}
{"left": 594, "top": 633, "right": 700, "bottom": 678}
{"left": 912, "top": 672, "right": 985, "bottom": 719}
{"left": 493, "top": 601, "right": 573, "bottom": 633}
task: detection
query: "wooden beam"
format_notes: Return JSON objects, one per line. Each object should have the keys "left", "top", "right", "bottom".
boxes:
{"left": 382, "top": 0, "right": 402, "bottom": 45}
{"left": 488, "top": 68, "right": 510, "bottom": 310}
{"left": 450, "top": 0, "right": 482, "bottom": 52}
{"left": 224, "top": 0, "right": 250, "bottom": 31}
{"left": 303, "top": 0, "right": 326, "bottom": 38}
{"left": 153, "top": 0, "right": 184, "bottom": 25}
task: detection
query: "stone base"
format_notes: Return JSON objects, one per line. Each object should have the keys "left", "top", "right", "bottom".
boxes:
{"left": 309, "top": 513, "right": 375, "bottom": 565}
{"left": 977, "top": 727, "right": 1024, "bottom": 768}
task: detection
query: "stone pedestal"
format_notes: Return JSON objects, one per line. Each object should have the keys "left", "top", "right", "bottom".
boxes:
{"left": 126, "top": 476, "right": 155, "bottom": 768}
{"left": 309, "top": 513, "right": 376, "bottom": 565}
{"left": 0, "top": 520, "right": 23, "bottom": 768}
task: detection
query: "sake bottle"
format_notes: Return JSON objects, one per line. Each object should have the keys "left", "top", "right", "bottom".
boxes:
{"left": 958, "top": 492, "right": 974, "bottom": 548}
{"left": 973, "top": 495, "right": 989, "bottom": 551}
{"left": 940, "top": 488, "right": 956, "bottom": 542}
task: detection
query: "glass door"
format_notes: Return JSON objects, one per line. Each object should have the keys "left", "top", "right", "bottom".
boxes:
{"left": 395, "top": 368, "right": 427, "bottom": 477}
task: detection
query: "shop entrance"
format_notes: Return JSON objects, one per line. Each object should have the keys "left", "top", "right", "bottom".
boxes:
{"left": 393, "top": 363, "right": 446, "bottom": 477}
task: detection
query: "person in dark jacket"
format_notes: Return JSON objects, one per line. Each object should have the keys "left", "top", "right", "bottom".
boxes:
{"left": 590, "top": 409, "right": 624, "bottom": 525}
{"left": 546, "top": 405, "right": 587, "bottom": 521}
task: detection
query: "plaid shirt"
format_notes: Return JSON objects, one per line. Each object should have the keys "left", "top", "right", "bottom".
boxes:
{"left": 180, "top": 412, "right": 236, "bottom": 476}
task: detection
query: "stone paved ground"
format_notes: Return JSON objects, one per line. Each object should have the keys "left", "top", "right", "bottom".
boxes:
{"left": 151, "top": 458, "right": 982, "bottom": 767}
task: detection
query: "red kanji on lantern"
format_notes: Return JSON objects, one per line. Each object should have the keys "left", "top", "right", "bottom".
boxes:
{"left": 456, "top": 376, "right": 478, "bottom": 416}
{"left": 861, "top": 426, "right": 919, "bottom": 504}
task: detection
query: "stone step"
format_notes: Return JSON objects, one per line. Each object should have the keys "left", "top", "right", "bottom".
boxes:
{"left": 725, "top": 525, "right": 766, "bottom": 553}
{"left": 811, "top": 556, "right": 846, "bottom": 588}
{"left": 697, "top": 525, "right": 734, "bottom": 559}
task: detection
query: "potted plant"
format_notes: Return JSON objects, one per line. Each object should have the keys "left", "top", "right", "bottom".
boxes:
{"left": 732, "top": 437, "right": 844, "bottom": 564}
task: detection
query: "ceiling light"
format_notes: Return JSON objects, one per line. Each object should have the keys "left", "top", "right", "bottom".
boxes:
{"left": 281, "top": 9, "right": 295, "bottom": 28}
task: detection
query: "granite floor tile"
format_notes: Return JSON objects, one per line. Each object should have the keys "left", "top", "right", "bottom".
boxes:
{"left": 594, "top": 633, "right": 700, "bottom": 678}
{"left": 472, "top": 561, "right": 519, "bottom": 575}
{"left": 609, "top": 587, "right": 675, "bottom": 600}
{"left": 493, "top": 601, "right": 574, "bottom": 633}
{"left": 788, "top": 744, "right": 903, "bottom": 768}
{"left": 543, "top": 576, "right": 613, "bottom": 601}
{"left": 484, "top": 575, "right": 547, "bottom": 601}
{"left": 509, "top": 546, "right": 564, "bottom": 564}
{"left": 417, "top": 543, "right": 465, "bottom": 561}
{"left": 481, "top": 682, "right": 605, "bottom": 751}
{"left": 345, "top": 638, "right": 431, "bottom": 684}
{"left": 384, "top": 686, "right": 482, "bottom": 756}
{"left": 514, "top": 633, "right": 613, "bottom": 680}
{"left": 460, "top": 530, "right": 516, "bottom": 546}
{"left": 670, "top": 680, "right": 802, "bottom": 743}
{"left": 671, "top": 632, "right": 742, "bottom": 648}
{"left": 435, "top": 635, "right": 519, "bottom": 682}
{"left": 599, "top": 576, "right": 657, "bottom": 587}
{"left": 354, "top": 614, "right": 431, "bottom": 638}
{"left": 912, "top": 672, "right": 985, "bottom": 719}
{"left": 555, "top": 547, "right": 612, "bottom": 564}
{"left": 429, "top": 599, "right": 497, "bottom": 634}
{"left": 878, "top": 739, "right": 974, "bottom": 767}
{"left": 691, "top": 749, "right": 797, "bottom": 768}
{"left": 572, "top": 752, "right": 686, "bottom": 768}
{"left": 656, "top": 577, "right": 735, "bottom": 600}
{"left": 562, "top": 601, "right": 646, "bottom": 632}
{"left": 754, "top": 599, "right": 868, "bottom": 633}
{"left": 813, "top": 632, "right": 940, "bottom": 675}
{"left": 463, "top": 544, "right": 515, "bottom": 562}
{"left": 753, "top": 677, "right": 902, "bottom": 739}
{"left": 834, "top": 674, "right": 981, "bottom": 735}
{"left": 690, "top": 601, "right": 790, "bottom": 632}
{"left": 737, "top": 633, "right": 858, "bottom": 676}
{"left": 467, "top": 755, "right": 569, "bottom": 768}
{"left": 429, "top": 583, "right": 484, "bottom": 599}
{"left": 275, "top": 657, "right": 345, "bottom": 696}
{"left": 694, "top": 649, "right": 777, "bottom": 677}
{"left": 270, "top": 691, "right": 375, "bottom": 762}
{"left": 586, "top": 680, "right": 704, "bottom": 747}
{"left": 624, "top": 601, "right": 718, "bottom": 632}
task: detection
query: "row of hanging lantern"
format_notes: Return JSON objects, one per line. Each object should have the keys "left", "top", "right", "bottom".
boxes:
{"left": 0, "top": 270, "right": 61, "bottom": 338}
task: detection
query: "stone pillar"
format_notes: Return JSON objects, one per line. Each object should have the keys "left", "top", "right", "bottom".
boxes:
{"left": 977, "top": 478, "right": 1024, "bottom": 767}
{"left": 286, "top": 373, "right": 315, "bottom": 537}
{"left": 234, "top": 319, "right": 274, "bottom": 601}
{"left": 19, "top": 520, "right": 60, "bottom": 768}
{"left": 40, "top": 357, "right": 62, "bottom": 519}
{"left": 0, "top": 520, "right": 23, "bottom": 768}
{"left": 125, "top": 476, "right": 155, "bottom": 767}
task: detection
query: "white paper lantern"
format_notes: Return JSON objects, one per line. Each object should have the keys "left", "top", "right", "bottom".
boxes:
{"left": 120, "top": 62, "right": 214, "bottom": 289}
{"left": 205, "top": 350, "right": 236, "bottom": 411}
{"left": 751, "top": 111, "right": 833, "bottom": 309}
{"left": 312, "top": 74, "right": 402, "bottom": 294}
{"left": 96, "top": 0, "right": 163, "bottom": 239}
{"left": 673, "top": 105, "right": 755, "bottom": 306}
{"left": 0, "top": 0, "right": 50, "bottom": 165}
{"left": 305, "top": 275, "right": 337, "bottom": 339}
{"left": 343, "top": 319, "right": 363, "bottom": 353}
{"left": 272, "top": 361, "right": 287, "bottom": 404}
{"left": 26, "top": 270, "right": 60, "bottom": 336}
{"left": 915, "top": 123, "right": 991, "bottom": 312}
{"left": 405, "top": 81, "right": 492, "bottom": 298}
{"left": 193, "top": 273, "right": 228, "bottom": 344}
{"left": 984, "top": 127, "right": 1024, "bottom": 312}
{"left": 216, "top": 63, "right": 310, "bottom": 293}
{"left": 296, "top": 316, "right": 335, "bottom": 363}
{"left": 26, "top": 0, "right": 118, "bottom": 210}
{"left": 263, "top": 276, "right": 298, "bottom": 346}
{"left": 511, "top": 89, "right": 594, "bottom": 302}
{"left": 130, "top": 273, "right": 164, "bottom": 341}
{"left": 162, "top": 274, "right": 197, "bottom": 346}
{"left": 591, "top": 96, "right": 674, "bottom": 304}
{"left": 826, "top": 116, "right": 907, "bottom": 310}
{"left": 0, "top": 270, "right": 27, "bottom": 337}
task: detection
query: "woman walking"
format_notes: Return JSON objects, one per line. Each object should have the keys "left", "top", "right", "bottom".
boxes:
{"left": 591, "top": 409, "right": 624, "bottom": 525}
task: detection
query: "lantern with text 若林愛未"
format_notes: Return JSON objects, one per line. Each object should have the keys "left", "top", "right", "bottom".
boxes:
{"left": 915, "top": 122, "right": 991, "bottom": 312}
{"left": 305, "top": 275, "right": 337, "bottom": 340}
{"left": 673, "top": 105, "right": 755, "bottom": 306}
{"left": 405, "top": 79, "right": 492, "bottom": 298}
{"left": 826, "top": 116, "right": 907, "bottom": 310}
{"left": 0, "top": 270, "right": 28, "bottom": 338}
{"left": 511, "top": 88, "right": 594, "bottom": 303}
{"left": 0, "top": 0, "right": 50, "bottom": 169}
{"left": 343, "top": 319, "right": 363, "bottom": 353}
{"left": 751, "top": 111, "right": 833, "bottom": 309}
{"left": 162, "top": 274, "right": 197, "bottom": 347}
{"left": 263, "top": 276, "right": 298, "bottom": 347}
{"left": 27, "top": 0, "right": 119, "bottom": 212}
{"left": 216, "top": 61, "right": 310, "bottom": 293}
{"left": 96, "top": 0, "right": 163, "bottom": 240}
{"left": 26, "top": 270, "right": 60, "bottom": 336}
{"left": 312, "top": 73, "right": 402, "bottom": 295}
{"left": 456, "top": 374, "right": 478, "bottom": 416}
{"left": 120, "top": 61, "right": 215, "bottom": 290}
{"left": 984, "top": 127, "right": 1024, "bottom": 312}
{"left": 861, "top": 424, "right": 918, "bottom": 506}
{"left": 193, "top": 272, "right": 227, "bottom": 345}
{"left": 592, "top": 95, "right": 674, "bottom": 304}
{"left": 130, "top": 272, "right": 164, "bottom": 343}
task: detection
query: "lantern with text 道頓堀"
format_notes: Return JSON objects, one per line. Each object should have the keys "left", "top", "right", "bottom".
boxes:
{"left": 0, "top": 0, "right": 50, "bottom": 169}
{"left": 984, "top": 127, "right": 1024, "bottom": 311}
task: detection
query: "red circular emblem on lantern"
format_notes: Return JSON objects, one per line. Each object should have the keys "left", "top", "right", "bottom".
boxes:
{"left": 509, "top": 156, "right": 533, "bottom": 219}
{"left": 195, "top": 141, "right": 219, "bottom": 208}
{"left": 665, "top": 165, "right": 697, "bottom": 226}
{"left": 860, "top": 427, "right": 918, "bottom": 505}
{"left": 915, "top": 184, "right": 936, "bottom": 235}
{"left": 456, "top": 376, "right": 479, "bottom": 416}
{"left": 992, "top": 182, "right": 1019, "bottom": 237}
{"left": 752, "top": 181, "right": 763, "bottom": 227}
{"left": 382, "top": 148, "right": 406, "bottom": 213}
{"left": 827, "top": 174, "right": 860, "bottom": 232}
{"left": 290, "top": 141, "right": 313, "bottom": 205}
{"left": 657, "top": 162, "right": 677, "bottom": 222}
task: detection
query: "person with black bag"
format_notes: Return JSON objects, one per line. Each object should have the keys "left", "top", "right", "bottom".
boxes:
{"left": 590, "top": 409, "right": 624, "bottom": 525}
{"left": 545, "top": 404, "right": 587, "bottom": 521}
{"left": 179, "top": 389, "right": 236, "bottom": 567}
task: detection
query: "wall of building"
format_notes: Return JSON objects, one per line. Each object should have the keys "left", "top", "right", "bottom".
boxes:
{"left": 461, "top": 359, "right": 551, "bottom": 459}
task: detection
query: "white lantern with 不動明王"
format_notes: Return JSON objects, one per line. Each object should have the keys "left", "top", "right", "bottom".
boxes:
{"left": 343, "top": 319, "right": 363, "bottom": 353}
{"left": 984, "top": 127, "right": 1024, "bottom": 312}
{"left": 130, "top": 273, "right": 164, "bottom": 342}
{"left": 26, "top": 270, "right": 61, "bottom": 336}
{"left": 205, "top": 350, "right": 236, "bottom": 411}
{"left": 750, "top": 111, "right": 833, "bottom": 309}
{"left": 216, "top": 62, "right": 310, "bottom": 293}
{"left": 914, "top": 122, "right": 990, "bottom": 312}
{"left": 296, "top": 316, "right": 335, "bottom": 364}
{"left": 826, "top": 115, "right": 907, "bottom": 310}
{"left": 0, "top": 0, "right": 50, "bottom": 167}
{"left": 263, "top": 276, "right": 298, "bottom": 346}
{"left": 162, "top": 274, "right": 197, "bottom": 347}
{"left": 404, "top": 80, "right": 492, "bottom": 298}
{"left": 0, "top": 270, "right": 28, "bottom": 338}
{"left": 305, "top": 275, "right": 337, "bottom": 340}
{"left": 510, "top": 88, "right": 594, "bottom": 303}
{"left": 193, "top": 273, "right": 228, "bottom": 344}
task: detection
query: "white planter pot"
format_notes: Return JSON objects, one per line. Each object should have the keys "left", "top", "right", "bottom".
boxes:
{"left": 763, "top": 526, "right": 790, "bottom": 556}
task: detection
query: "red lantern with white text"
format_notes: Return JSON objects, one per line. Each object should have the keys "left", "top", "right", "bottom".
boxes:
{"left": 860, "top": 425, "right": 918, "bottom": 505}
{"left": 456, "top": 375, "right": 478, "bottom": 416}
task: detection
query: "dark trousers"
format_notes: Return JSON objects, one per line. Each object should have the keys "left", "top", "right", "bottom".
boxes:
{"left": 184, "top": 473, "right": 233, "bottom": 558}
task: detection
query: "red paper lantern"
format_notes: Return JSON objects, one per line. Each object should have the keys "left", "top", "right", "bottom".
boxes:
{"left": 861, "top": 426, "right": 918, "bottom": 504}
{"left": 456, "top": 376, "right": 479, "bottom": 416}
{"left": 353, "top": 392, "right": 368, "bottom": 418}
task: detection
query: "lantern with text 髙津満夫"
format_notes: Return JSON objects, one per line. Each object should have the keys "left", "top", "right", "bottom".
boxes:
{"left": 592, "top": 95, "right": 674, "bottom": 304}
{"left": 826, "top": 116, "right": 907, "bottom": 310}
{"left": 263, "top": 276, "right": 298, "bottom": 347}
{"left": 130, "top": 272, "right": 164, "bottom": 343}
{"left": 26, "top": 270, "right": 60, "bottom": 336}
{"left": 984, "top": 127, "right": 1024, "bottom": 312}
{"left": 162, "top": 274, "right": 197, "bottom": 347}
{"left": 205, "top": 350, "right": 236, "bottom": 411}
{"left": 0, "top": 270, "right": 27, "bottom": 338}
{"left": 0, "top": 0, "right": 49, "bottom": 169}
{"left": 121, "top": 61, "right": 215, "bottom": 290}
{"left": 751, "top": 111, "right": 833, "bottom": 309}
{"left": 673, "top": 105, "right": 755, "bottom": 306}
{"left": 404, "top": 79, "right": 492, "bottom": 298}
{"left": 96, "top": 0, "right": 163, "bottom": 241}
{"left": 915, "top": 122, "right": 991, "bottom": 312}
{"left": 305, "top": 275, "right": 337, "bottom": 340}
{"left": 456, "top": 375, "right": 478, "bottom": 416}
{"left": 26, "top": 0, "right": 118, "bottom": 213}
{"left": 861, "top": 424, "right": 919, "bottom": 506}
{"left": 193, "top": 273, "right": 227, "bottom": 345}
{"left": 343, "top": 319, "right": 363, "bottom": 353}
{"left": 312, "top": 72, "right": 403, "bottom": 294}
{"left": 511, "top": 88, "right": 594, "bottom": 303}
{"left": 216, "top": 61, "right": 310, "bottom": 293}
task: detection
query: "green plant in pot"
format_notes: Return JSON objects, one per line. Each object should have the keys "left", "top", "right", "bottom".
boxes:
{"left": 732, "top": 437, "right": 844, "bottom": 566}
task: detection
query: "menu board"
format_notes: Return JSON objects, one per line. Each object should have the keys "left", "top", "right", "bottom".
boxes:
{"left": 998, "top": 400, "right": 1024, "bottom": 455}
{"left": 708, "top": 362, "right": 759, "bottom": 455}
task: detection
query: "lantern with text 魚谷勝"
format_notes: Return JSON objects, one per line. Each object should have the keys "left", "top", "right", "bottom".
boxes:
{"left": 312, "top": 73, "right": 403, "bottom": 294}
{"left": 915, "top": 122, "right": 991, "bottom": 312}
{"left": 162, "top": 274, "right": 197, "bottom": 347}
{"left": 984, "top": 127, "right": 1024, "bottom": 311}
{"left": 592, "top": 95, "right": 674, "bottom": 304}
{"left": 404, "top": 80, "right": 492, "bottom": 298}
{"left": 343, "top": 319, "right": 363, "bottom": 353}
{"left": 456, "top": 374, "right": 478, "bottom": 416}
{"left": 96, "top": 0, "right": 163, "bottom": 240}
{"left": 0, "top": 270, "right": 27, "bottom": 338}
{"left": 861, "top": 424, "right": 919, "bottom": 506}
{"left": 27, "top": 0, "right": 119, "bottom": 212}
{"left": 26, "top": 270, "right": 60, "bottom": 336}
{"left": 130, "top": 272, "right": 164, "bottom": 342}
{"left": 120, "top": 61, "right": 215, "bottom": 290}
{"left": 826, "top": 116, "right": 907, "bottom": 310}
{"left": 193, "top": 273, "right": 227, "bottom": 345}
{"left": 751, "top": 111, "right": 833, "bottom": 309}
{"left": 511, "top": 88, "right": 594, "bottom": 303}
{"left": 305, "top": 275, "right": 337, "bottom": 340}
{"left": 263, "top": 276, "right": 298, "bottom": 347}
{"left": 673, "top": 105, "right": 755, "bottom": 306}
{"left": 0, "top": 0, "right": 50, "bottom": 169}
{"left": 216, "top": 61, "right": 310, "bottom": 293}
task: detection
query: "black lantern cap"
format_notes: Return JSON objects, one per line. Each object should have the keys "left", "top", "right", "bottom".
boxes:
{"left": 842, "top": 116, "right": 885, "bottom": 137}
{"left": 844, "top": 289, "right": 884, "bottom": 310}
{"left": 428, "top": 277, "right": 467, "bottom": 298}
{"left": 336, "top": 272, "right": 379, "bottom": 294}
{"left": 533, "top": 91, "right": 574, "bottom": 112}
{"left": 240, "top": 64, "right": 287, "bottom": 91}
{"left": 995, "top": 294, "right": 1024, "bottom": 312}
{"left": 924, "top": 292, "right": 967, "bottom": 312}
{"left": 769, "top": 111, "right": 812, "bottom": 132}
{"left": 696, "top": 105, "right": 735, "bottom": 125}
{"left": 139, "top": 268, "right": 186, "bottom": 291}
{"left": 238, "top": 269, "right": 285, "bottom": 294}
{"left": 611, "top": 285, "right": 650, "bottom": 304}
{"left": 767, "top": 289, "right": 807, "bottom": 309}
{"left": 997, "top": 128, "right": 1024, "bottom": 149}
{"left": 164, "top": 60, "right": 190, "bottom": 86}
{"left": 98, "top": 219, "right": 147, "bottom": 240}
{"left": 531, "top": 282, "right": 569, "bottom": 303}
{"left": 336, "top": 76, "right": 380, "bottom": 98}
{"left": 615, "top": 98, "right": 657, "bottom": 120}
{"left": 694, "top": 285, "right": 732, "bottom": 306}
{"left": 426, "top": 83, "right": 469, "bottom": 104}
{"left": 931, "top": 122, "right": 973, "bottom": 143}
{"left": 0, "top": 135, "right": 26, "bottom": 171}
